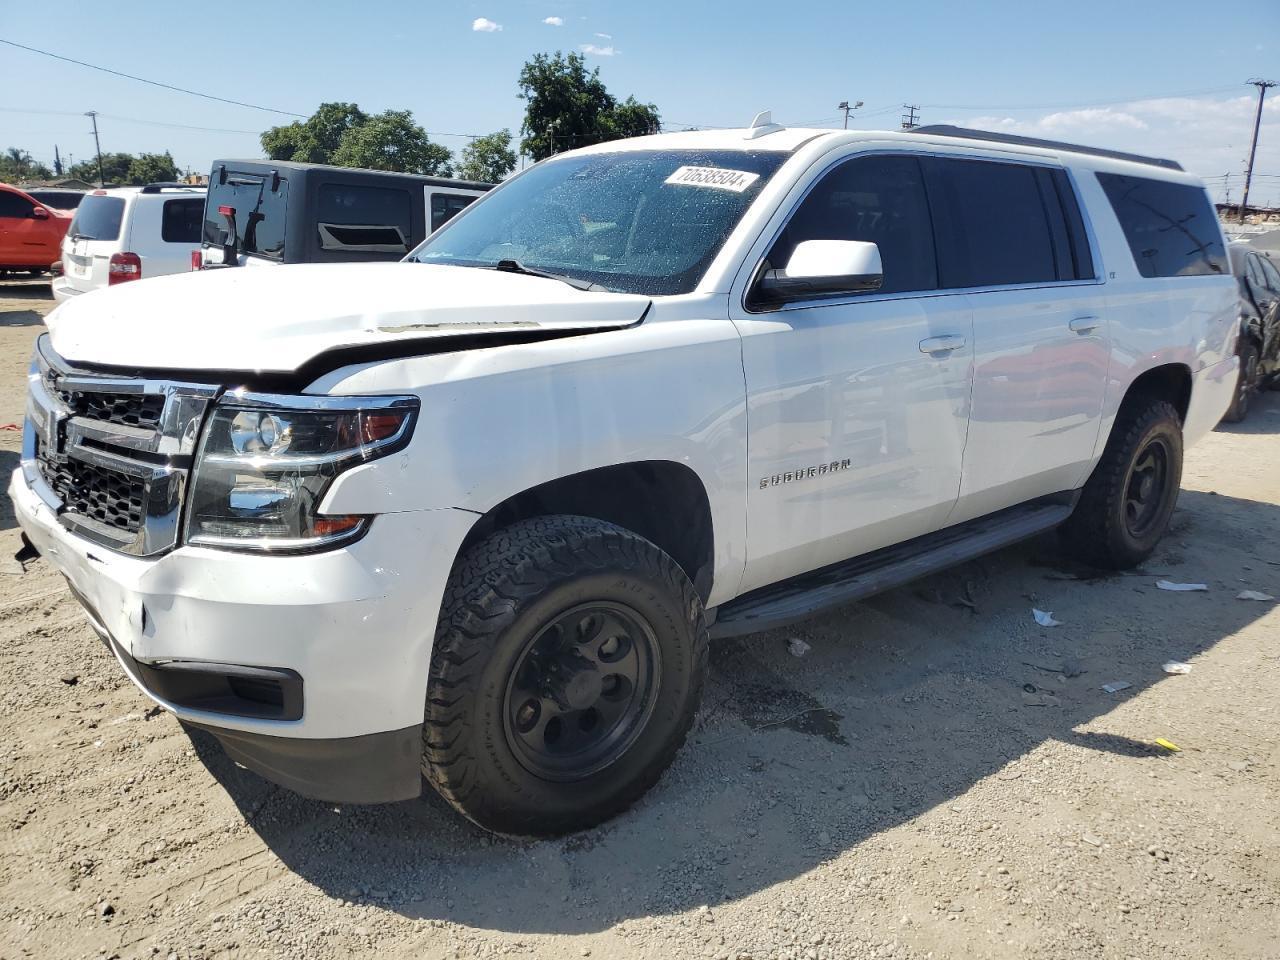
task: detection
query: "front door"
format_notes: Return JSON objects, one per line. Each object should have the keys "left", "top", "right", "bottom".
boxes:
{"left": 730, "top": 153, "right": 973, "bottom": 595}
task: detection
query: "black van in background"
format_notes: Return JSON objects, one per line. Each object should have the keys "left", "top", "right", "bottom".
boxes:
{"left": 199, "top": 160, "right": 491, "bottom": 268}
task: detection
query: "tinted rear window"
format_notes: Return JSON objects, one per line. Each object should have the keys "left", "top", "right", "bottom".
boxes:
{"left": 29, "top": 190, "right": 85, "bottom": 210}
{"left": 161, "top": 198, "right": 204, "bottom": 243}
{"left": 203, "top": 173, "right": 288, "bottom": 260}
{"left": 68, "top": 195, "right": 125, "bottom": 241}
{"left": 1097, "top": 173, "right": 1226, "bottom": 278}
{"left": 316, "top": 183, "right": 412, "bottom": 253}
{"left": 924, "top": 158, "right": 1058, "bottom": 288}
{"left": 430, "top": 192, "right": 476, "bottom": 232}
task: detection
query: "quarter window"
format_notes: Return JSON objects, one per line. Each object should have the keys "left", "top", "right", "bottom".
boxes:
{"left": 1096, "top": 173, "right": 1226, "bottom": 278}
{"left": 765, "top": 154, "right": 939, "bottom": 296}
{"left": 923, "top": 158, "right": 1059, "bottom": 288}
{"left": 161, "top": 198, "right": 204, "bottom": 244}
{"left": 316, "top": 183, "right": 412, "bottom": 253}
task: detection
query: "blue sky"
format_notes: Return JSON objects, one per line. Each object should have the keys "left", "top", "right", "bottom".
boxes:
{"left": 2, "top": 0, "right": 1277, "bottom": 202}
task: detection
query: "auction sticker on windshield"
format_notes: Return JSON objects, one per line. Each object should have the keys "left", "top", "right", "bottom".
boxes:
{"left": 664, "top": 166, "right": 760, "bottom": 192}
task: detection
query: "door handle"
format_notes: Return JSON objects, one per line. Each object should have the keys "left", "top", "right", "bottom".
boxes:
{"left": 1069, "top": 315, "right": 1101, "bottom": 334}
{"left": 919, "top": 334, "right": 967, "bottom": 355}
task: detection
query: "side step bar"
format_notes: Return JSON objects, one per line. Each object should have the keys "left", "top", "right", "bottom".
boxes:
{"left": 710, "top": 497, "right": 1076, "bottom": 638}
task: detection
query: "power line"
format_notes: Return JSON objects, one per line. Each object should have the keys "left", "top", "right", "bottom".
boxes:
{"left": 0, "top": 37, "right": 307, "bottom": 117}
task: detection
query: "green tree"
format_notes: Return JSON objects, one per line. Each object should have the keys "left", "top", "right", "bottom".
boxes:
{"left": 125, "top": 151, "right": 181, "bottom": 185}
{"left": 456, "top": 129, "right": 517, "bottom": 183}
{"left": 518, "top": 51, "right": 661, "bottom": 161}
{"left": 0, "top": 147, "right": 52, "bottom": 182}
{"left": 330, "top": 110, "right": 453, "bottom": 175}
{"left": 69, "top": 152, "right": 134, "bottom": 185}
{"left": 261, "top": 102, "right": 368, "bottom": 164}
{"left": 602, "top": 96, "right": 662, "bottom": 140}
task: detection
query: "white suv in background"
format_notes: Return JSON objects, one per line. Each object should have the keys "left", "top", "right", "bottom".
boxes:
{"left": 52, "top": 183, "right": 206, "bottom": 302}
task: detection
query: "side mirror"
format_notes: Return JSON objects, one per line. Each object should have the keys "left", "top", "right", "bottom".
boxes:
{"left": 31, "top": 206, "right": 50, "bottom": 220}
{"left": 756, "top": 239, "right": 883, "bottom": 305}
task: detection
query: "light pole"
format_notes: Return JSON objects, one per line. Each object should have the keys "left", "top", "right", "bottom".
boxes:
{"left": 85, "top": 110, "right": 104, "bottom": 187}
{"left": 838, "top": 100, "right": 863, "bottom": 129}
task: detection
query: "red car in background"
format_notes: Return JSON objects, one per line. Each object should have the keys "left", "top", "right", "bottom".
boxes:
{"left": 0, "top": 183, "right": 73, "bottom": 275}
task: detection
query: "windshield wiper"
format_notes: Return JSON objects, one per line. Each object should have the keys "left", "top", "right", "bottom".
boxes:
{"left": 494, "top": 258, "right": 598, "bottom": 292}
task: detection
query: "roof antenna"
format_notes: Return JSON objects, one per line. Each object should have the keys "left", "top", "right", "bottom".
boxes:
{"left": 745, "top": 110, "right": 785, "bottom": 140}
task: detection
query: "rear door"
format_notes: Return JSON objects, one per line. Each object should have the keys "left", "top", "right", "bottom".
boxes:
{"left": 62, "top": 193, "right": 127, "bottom": 293}
{"left": 924, "top": 156, "right": 1108, "bottom": 524}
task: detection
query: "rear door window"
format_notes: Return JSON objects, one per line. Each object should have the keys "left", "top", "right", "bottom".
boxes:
{"left": 161, "top": 198, "right": 205, "bottom": 243}
{"left": 316, "top": 183, "right": 412, "bottom": 253}
{"left": 765, "top": 154, "right": 939, "bottom": 296}
{"left": 430, "top": 192, "right": 477, "bottom": 232}
{"left": 923, "top": 158, "right": 1058, "bottom": 288}
{"left": 203, "top": 173, "right": 288, "bottom": 260}
{"left": 1096, "top": 173, "right": 1226, "bottom": 278}
{"left": 67, "top": 195, "right": 125, "bottom": 240}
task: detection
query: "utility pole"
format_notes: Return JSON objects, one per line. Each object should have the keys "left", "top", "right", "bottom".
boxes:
{"left": 1238, "top": 79, "right": 1276, "bottom": 223}
{"left": 85, "top": 110, "right": 104, "bottom": 187}
{"left": 838, "top": 100, "right": 863, "bottom": 129}
{"left": 901, "top": 104, "right": 920, "bottom": 130}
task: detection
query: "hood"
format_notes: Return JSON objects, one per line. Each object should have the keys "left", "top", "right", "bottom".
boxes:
{"left": 46, "top": 261, "right": 651, "bottom": 374}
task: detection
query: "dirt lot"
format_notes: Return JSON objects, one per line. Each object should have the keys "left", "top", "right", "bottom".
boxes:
{"left": 1, "top": 280, "right": 1278, "bottom": 960}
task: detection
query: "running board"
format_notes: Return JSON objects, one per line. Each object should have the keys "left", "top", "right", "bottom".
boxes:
{"left": 710, "top": 498, "right": 1076, "bottom": 638}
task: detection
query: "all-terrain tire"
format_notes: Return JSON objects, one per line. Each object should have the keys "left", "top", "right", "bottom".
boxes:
{"left": 1221, "top": 339, "right": 1259, "bottom": 423}
{"left": 1059, "top": 398, "right": 1183, "bottom": 569}
{"left": 423, "top": 515, "right": 708, "bottom": 836}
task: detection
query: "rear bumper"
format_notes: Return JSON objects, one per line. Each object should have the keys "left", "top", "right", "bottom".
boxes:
{"left": 50, "top": 276, "right": 87, "bottom": 303}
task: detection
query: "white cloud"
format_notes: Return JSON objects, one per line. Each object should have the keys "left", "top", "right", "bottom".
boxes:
{"left": 580, "top": 43, "right": 617, "bottom": 56}
{"left": 543, "top": 16, "right": 563, "bottom": 26}
{"left": 594, "top": 32, "right": 612, "bottom": 39}
{"left": 945, "top": 94, "right": 1280, "bottom": 205}
{"left": 472, "top": 17, "right": 502, "bottom": 32}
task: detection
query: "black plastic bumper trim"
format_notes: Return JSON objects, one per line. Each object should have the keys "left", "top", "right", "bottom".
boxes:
{"left": 190, "top": 721, "right": 423, "bottom": 804}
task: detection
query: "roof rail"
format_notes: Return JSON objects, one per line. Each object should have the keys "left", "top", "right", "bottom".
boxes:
{"left": 139, "top": 181, "right": 203, "bottom": 193}
{"left": 908, "top": 125, "right": 1183, "bottom": 172}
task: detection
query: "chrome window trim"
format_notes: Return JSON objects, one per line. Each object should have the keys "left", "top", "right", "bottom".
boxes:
{"left": 738, "top": 146, "right": 1106, "bottom": 317}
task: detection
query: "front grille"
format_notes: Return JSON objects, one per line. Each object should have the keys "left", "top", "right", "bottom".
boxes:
{"left": 41, "top": 455, "right": 145, "bottom": 533}
{"left": 56, "top": 389, "right": 166, "bottom": 430}
{"left": 24, "top": 336, "right": 219, "bottom": 556}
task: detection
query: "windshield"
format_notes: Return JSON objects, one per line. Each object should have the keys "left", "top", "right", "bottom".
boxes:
{"left": 409, "top": 149, "right": 788, "bottom": 295}
{"left": 67, "top": 195, "right": 124, "bottom": 241}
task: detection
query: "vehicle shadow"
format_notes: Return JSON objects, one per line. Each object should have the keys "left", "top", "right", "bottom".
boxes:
{"left": 0, "top": 280, "right": 53, "bottom": 328}
{"left": 1215, "top": 388, "right": 1280, "bottom": 435}
{"left": 191, "top": 487, "right": 1279, "bottom": 935}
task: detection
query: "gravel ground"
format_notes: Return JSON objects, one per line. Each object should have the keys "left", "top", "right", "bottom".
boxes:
{"left": 2, "top": 280, "right": 1278, "bottom": 960}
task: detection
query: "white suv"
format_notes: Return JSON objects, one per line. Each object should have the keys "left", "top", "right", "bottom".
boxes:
{"left": 12, "top": 120, "right": 1237, "bottom": 836}
{"left": 52, "top": 183, "right": 205, "bottom": 302}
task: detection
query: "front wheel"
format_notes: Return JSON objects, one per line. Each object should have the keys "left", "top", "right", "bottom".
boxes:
{"left": 423, "top": 515, "right": 708, "bottom": 836}
{"left": 1060, "top": 398, "right": 1183, "bottom": 569}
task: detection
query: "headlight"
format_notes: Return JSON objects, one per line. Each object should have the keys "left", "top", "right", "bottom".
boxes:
{"left": 185, "top": 392, "right": 419, "bottom": 553}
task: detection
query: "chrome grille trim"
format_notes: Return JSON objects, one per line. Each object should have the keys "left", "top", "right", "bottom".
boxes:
{"left": 21, "top": 335, "right": 220, "bottom": 557}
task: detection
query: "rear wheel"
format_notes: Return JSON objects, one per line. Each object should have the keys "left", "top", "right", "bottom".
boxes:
{"left": 1221, "top": 340, "right": 1259, "bottom": 423}
{"left": 423, "top": 515, "right": 707, "bottom": 836}
{"left": 1060, "top": 398, "right": 1183, "bottom": 569}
